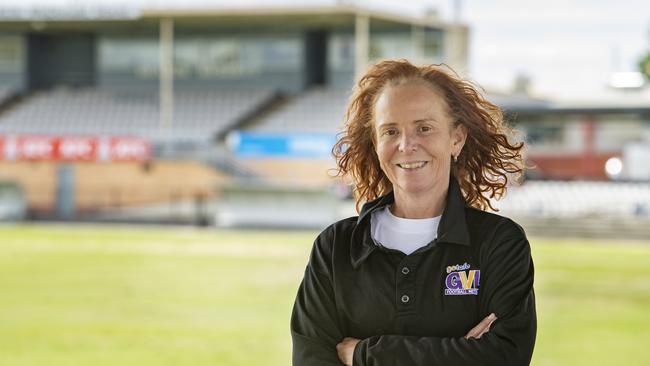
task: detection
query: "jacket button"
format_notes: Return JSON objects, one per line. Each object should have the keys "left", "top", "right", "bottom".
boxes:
{"left": 401, "top": 266, "right": 410, "bottom": 275}
{"left": 401, "top": 295, "right": 410, "bottom": 303}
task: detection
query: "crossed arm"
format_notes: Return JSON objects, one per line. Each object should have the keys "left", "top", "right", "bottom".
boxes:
{"left": 335, "top": 313, "right": 498, "bottom": 365}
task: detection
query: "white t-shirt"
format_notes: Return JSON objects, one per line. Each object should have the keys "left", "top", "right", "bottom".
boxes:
{"left": 370, "top": 205, "right": 441, "bottom": 255}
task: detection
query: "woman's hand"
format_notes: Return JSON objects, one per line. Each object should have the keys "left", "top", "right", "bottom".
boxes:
{"left": 465, "top": 312, "right": 497, "bottom": 339}
{"left": 335, "top": 313, "right": 496, "bottom": 364}
{"left": 336, "top": 337, "right": 360, "bottom": 366}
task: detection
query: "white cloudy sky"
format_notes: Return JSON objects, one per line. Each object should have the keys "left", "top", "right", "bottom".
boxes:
{"left": 426, "top": 0, "right": 650, "bottom": 99}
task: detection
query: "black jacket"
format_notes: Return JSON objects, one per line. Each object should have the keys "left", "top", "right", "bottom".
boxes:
{"left": 291, "top": 177, "right": 536, "bottom": 365}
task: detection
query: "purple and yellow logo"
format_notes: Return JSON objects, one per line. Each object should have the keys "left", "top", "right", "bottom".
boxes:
{"left": 445, "top": 262, "right": 480, "bottom": 295}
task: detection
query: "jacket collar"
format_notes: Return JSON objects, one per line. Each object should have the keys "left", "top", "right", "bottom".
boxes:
{"left": 350, "top": 176, "right": 471, "bottom": 269}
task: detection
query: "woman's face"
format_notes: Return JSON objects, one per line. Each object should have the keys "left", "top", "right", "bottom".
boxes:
{"left": 373, "top": 82, "right": 467, "bottom": 198}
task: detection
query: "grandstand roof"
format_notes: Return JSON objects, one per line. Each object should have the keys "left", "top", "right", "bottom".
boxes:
{"left": 495, "top": 96, "right": 650, "bottom": 115}
{"left": 487, "top": 91, "right": 650, "bottom": 115}
{"left": 0, "top": 0, "right": 449, "bottom": 28}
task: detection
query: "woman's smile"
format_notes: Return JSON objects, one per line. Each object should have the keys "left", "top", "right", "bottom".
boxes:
{"left": 396, "top": 161, "right": 429, "bottom": 170}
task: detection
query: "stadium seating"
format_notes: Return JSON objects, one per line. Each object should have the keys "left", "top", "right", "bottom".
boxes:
{"left": 0, "top": 87, "right": 277, "bottom": 141}
{"left": 494, "top": 180, "right": 650, "bottom": 218}
{"left": 248, "top": 87, "right": 350, "bottom": 133}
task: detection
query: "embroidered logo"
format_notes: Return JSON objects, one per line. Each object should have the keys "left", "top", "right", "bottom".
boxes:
{"left": 444, "top": 262, "right": 480, "bottom": 295}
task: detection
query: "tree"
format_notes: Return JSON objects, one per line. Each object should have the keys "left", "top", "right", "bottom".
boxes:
{"left": 640, "top": 51, "right": 650, "bottom": 81}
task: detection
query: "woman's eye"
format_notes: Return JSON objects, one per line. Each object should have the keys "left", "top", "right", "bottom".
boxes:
{"left": 383, "top": 129, "right": 397, "bottom": 136}
{"left": 419, "top": 126, "right": 432, "bottom": 133}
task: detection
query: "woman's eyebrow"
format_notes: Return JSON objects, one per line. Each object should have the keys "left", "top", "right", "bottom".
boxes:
{"left": 377, "top": 119, "right": 437, "bottom": 128}
{"left": 377, "top": 122, "right": 398, "bottom": 128}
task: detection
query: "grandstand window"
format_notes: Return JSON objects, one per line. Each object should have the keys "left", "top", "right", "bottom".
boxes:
{"left": 98, "top": 37, "right": 159, "bottom": 80}
{"left": 327, "top": 29, "right": 442, "bottom": 76}
{"left": 180, "top": 36, "right": 301, "bottom": 77}
{"left": 0, "top": 35, "right": 24, "bottom": 87}
{"left": 258, "top": 38, "right": 302, "bottom": 71}
{"left": 369, "top": 32, "right": 417, "bottom": 61}
{"left": 0, "top": 36, "right": 22, "bottom": 69}
{"left": 594, "top": 114, "right": 646, "bottom": 152}
{"left": 328, "top": 34, "right": 354, "bottom": 71}
{"left": 98, "top": 35, "right": 301, "bottom": 82}
{"left": 176, "top": 38, "right": 244, "bottom": 77}
{"left": 423, "top": 27, "right": 444, "bottom": 59}
{"left": 518, "top": 118, "right": 565, "bottom": 150}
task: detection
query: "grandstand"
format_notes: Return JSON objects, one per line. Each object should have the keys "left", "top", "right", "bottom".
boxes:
{"left": 0, "top": 1, "right": 464, "bottom": 224}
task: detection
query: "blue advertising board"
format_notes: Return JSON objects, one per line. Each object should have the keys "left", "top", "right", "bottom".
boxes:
{"left": 228, "top": 131, "right": 337, "bottom": 158}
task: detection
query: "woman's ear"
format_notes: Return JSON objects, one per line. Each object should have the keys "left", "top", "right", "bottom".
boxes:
{"left": 452, "top": 123, "right": 468, "bottom": 155}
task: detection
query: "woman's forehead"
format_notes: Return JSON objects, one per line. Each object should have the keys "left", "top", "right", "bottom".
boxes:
{"left": 374, "top": 83, "right": 450, "bottom": 122}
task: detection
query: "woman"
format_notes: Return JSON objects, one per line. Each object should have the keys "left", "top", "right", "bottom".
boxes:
{"left": 291, "top": 59, "right": 536, "bottom": 365}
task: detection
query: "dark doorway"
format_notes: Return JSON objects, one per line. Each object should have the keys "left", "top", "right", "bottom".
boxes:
{"left": 304, "top": 29, "right": 328, "bottom": 88}
{"left": 27, "top": 33, "right": 96, "bottom": 90}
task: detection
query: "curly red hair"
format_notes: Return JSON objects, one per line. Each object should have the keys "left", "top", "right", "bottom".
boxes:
{"left": 332, "top": 59, "right": 524, "bottom": 212}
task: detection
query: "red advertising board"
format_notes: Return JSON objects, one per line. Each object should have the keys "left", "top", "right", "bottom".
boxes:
{"left": 16, "top": 135, "right": 57, "bottom": 160}
{"left": 57, "top": 136, "right": 98, "bottom": 161}
{"left": 109, "top": 136, "right": 151, "bottom": 162}
{"left": 0, "top": 134, "right": 151, "bottom": 162}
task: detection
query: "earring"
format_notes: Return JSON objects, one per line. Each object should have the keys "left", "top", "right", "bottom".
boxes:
{"left": 452, "top": 154, "right": 458, "bottom": 163}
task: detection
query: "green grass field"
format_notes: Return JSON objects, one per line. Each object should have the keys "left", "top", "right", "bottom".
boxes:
{"left": 0, "top": 223, "right": 649, "bottom": 365}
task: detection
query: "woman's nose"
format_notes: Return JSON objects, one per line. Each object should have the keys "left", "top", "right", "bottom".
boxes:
{"left": 398, "top": 132, "right": 418, "bottom": 152}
